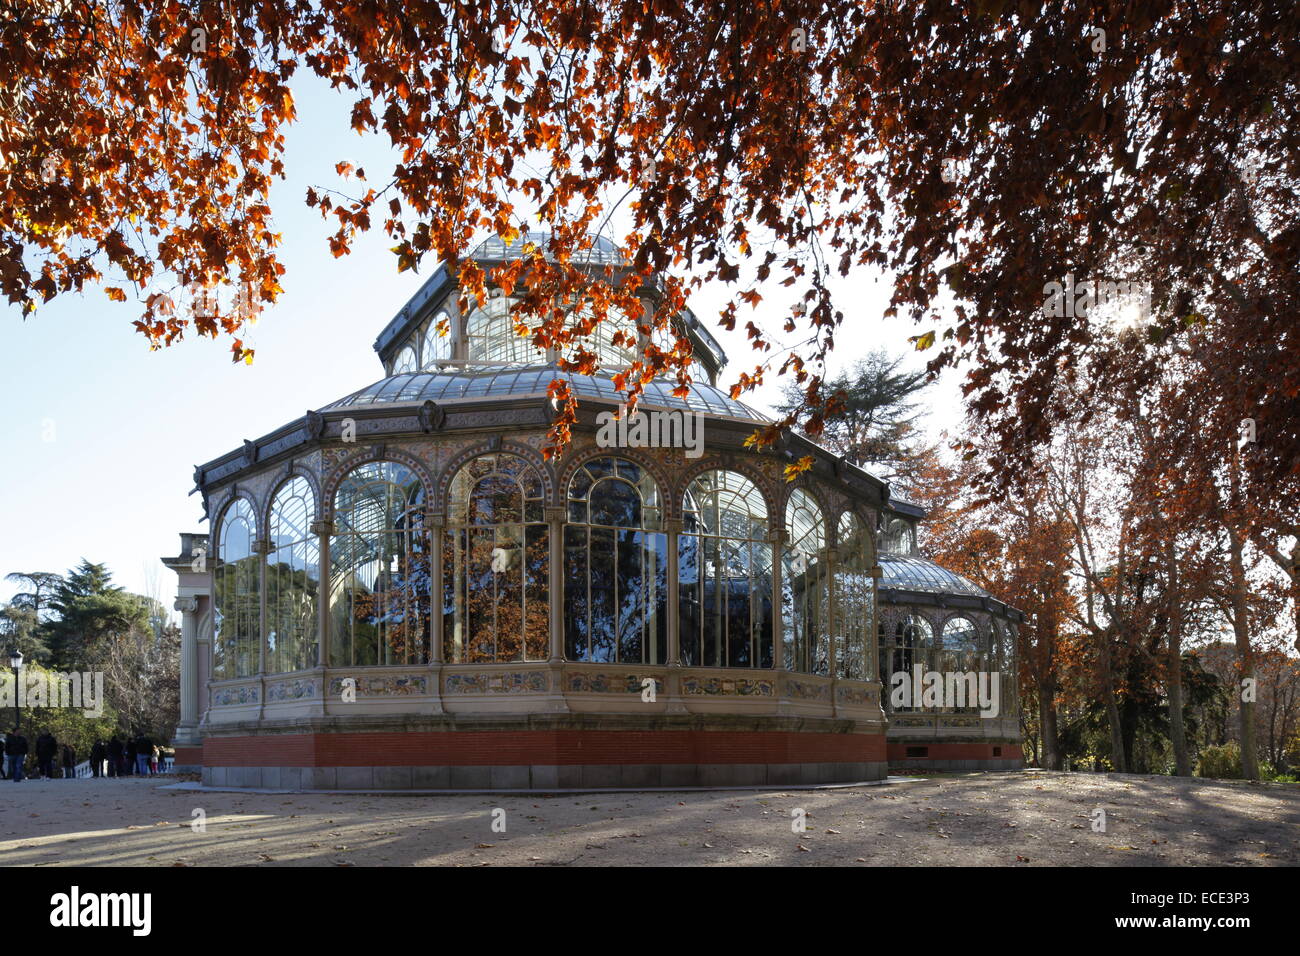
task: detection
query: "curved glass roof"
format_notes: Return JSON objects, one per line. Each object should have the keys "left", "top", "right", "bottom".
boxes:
{"left": 323, "top": 368, "right": 768, "bottom": 421}
{"left": 469, "top": 231, "right": 626, "bottom": 266}
{"left": 878, "top": 554, "right": 991, "bottom": 598}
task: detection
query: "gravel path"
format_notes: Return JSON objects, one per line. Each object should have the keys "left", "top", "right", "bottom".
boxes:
{"left": 1, "top": 771, "right": 1296, "bottom": 866}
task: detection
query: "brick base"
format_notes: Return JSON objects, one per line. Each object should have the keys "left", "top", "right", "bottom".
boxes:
{"left": 172, "top": 746, "right": 204, "bottom": 771}
{"left": 195, "top": 725, "right": 887, "bottom": 790}
{"left": 887, "top": 741, "right": 1024, "bottom": 771}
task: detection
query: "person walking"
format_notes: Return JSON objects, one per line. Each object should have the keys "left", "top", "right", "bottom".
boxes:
{"left": 89, "top": 739, "right": 106, "bottom": 778}
{"left": 135, "top": 734, "right": 153, "bottom": 775}
{"left": 4, "top": 730, "right": 28, "bottom": 782}
{"left": 123, "top": 737, "right": 137, "bottom": 776}
{"left": 106, "top": 736, "right": 122, "bottom": 777}
{"left": 60, "top": 743, "right": 76, "bottom": 780}
{"left": 35, "top": 731, "right": 57, "bottom": 779}
{"left": 150, "top": 744, "right": 160, "bottom": 774}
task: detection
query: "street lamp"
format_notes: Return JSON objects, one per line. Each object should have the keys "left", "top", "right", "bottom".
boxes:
{"left": 8, "top": 648, "right": 22, "bottom": 733}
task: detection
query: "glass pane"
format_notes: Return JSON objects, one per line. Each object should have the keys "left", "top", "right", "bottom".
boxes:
{"left": 678, "top": 470, "right": 772, "bottom": 670}
{"left": 267, "top": 477, "right": 319, "bottom": 673}
{"left": 214, "top": 499, "right": 260, "bottom": 681}
{"left": 564, "top": 457, "right": 666, "bottom": 664}
{"left": 443, "top": 454, "right": 548, "bottom": 663}
{"left": 329, "top": 463, "right": 429, "bottom": 667}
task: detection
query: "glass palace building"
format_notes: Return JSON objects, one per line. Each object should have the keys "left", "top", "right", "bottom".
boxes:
{"left": 163, "top": 234, "right": 1023, "bottom": 789}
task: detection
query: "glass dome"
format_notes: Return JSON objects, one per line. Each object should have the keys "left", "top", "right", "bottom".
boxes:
{"left": 324, "top": 368, "right": 768, "bottom": 421}
{"left": 877, "top": 553, "right": 990, "bottom": 598}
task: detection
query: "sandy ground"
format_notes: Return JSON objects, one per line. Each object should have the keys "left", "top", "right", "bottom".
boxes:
{"left": 0, "top": 771, "right": 1296, "bottom": 866}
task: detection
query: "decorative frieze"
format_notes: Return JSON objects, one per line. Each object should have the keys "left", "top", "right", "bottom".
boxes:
{"left": 266, "top": 677, "right": 320, "bottom": 702}
{"left": 328, "top": 675, "right": 429, "bottom": 697}
{"left": 680, "top": 676, "right": 774, "bottom": 697}
{"left": 891, "top": 715, "right": 934, "bottom": 728}
{"left": 567, "top": 672, "right": 662, "bottom": 695}
{"left": 212, "top": 685, "right": 260, "bottom": 706}
{"left": 835, "top": 683, "right": 878, "bottom": 706}
{"left": 780, "top": 677, "right": 832, "bottom": 702}
{"left": 444, "top": 671, "right": 548, "bottom": 694}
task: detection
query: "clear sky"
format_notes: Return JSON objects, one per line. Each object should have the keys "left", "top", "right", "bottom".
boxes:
{"left": 0, "top": 72, "right": 963, "bottom": 611}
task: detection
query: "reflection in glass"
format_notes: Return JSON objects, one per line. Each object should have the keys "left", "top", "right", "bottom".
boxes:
{"left": 679, "top": 470, "right": 773, "bottom": 668}
{"left": 835, "top": 512, "right": 874, "bottom": 680}
{"left": 1004, "top": 622, "right": 1018, "bottom": 717}
{"left": 423, "top": 310, "right": 454, "bottom": 368}
{"left": 444, "top": 453, "right": 549, "bottom": 662}
{"left": 330, "top": 462, "right": 429, "bottom": 667}
{"left": 879, "top": 613, "right": 932, "bottom": 712}
{"left": 782, "top": 489, "right": 828, "bottom": 674}
{"left": 465, "top": 297, "right": 540, "bottom": 365}
{"left": 564, "top": 457, "right": 666, "bottom": 664}
{"left": 940, "top": 616, "right": 980, "bottom": 669}
{"left": 213, "top": 498, "right": 260, "bottom": 681}
{"left": 394, "top": 345, "right": 418, "bottom": 374}
{"left": 939, "top": 616, "right": 980, "bottom": 713}
{"left": 882, "top": 518, "right": 914, "bottom": 554}
{"left": 266, "top": 477, "right": 319, "bottom": 673}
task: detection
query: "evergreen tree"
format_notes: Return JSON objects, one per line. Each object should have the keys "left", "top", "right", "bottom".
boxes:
{"left": 43, "top": 560, "right": 148, "bottom": 670}
{"left": 777, "top": 349, "right": 932, "bottom": 490}
{"left": 4, "top": 571, "right": 64, "bottom": 623}
{"left": 0, "top": 602, "right": 50, "bottom": 663}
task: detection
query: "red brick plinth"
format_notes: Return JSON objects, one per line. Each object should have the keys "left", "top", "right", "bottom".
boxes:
{"left": 195, "top": 723, "right": 889, "bottom": 789}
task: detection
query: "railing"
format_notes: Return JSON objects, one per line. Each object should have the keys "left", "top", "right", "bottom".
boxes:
{"left": 72, "top": 756, "right": 176, "bottom": 778}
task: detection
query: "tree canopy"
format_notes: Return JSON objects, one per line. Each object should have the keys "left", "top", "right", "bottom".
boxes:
{"left": 3, "top": 1, "right": 1296, "bottom": 488}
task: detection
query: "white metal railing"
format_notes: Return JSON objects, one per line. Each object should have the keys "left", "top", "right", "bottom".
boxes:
{"left": 71, "top": 756, "right": 176, "bottom": 778}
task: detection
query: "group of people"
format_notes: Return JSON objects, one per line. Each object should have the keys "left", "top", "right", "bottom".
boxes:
{"left": 89, "top": 735, "right": 161, "bottom": 778}
{"left": 1, "top": 730, "right": 162, "bottom": 781}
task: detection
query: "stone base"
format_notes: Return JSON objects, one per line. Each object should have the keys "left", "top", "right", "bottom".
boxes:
{"left": 201, "top": 761, "right": 888, "bottom": 790}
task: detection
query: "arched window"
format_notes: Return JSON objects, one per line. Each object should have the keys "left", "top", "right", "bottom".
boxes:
{"left": 835, "top": 512, "right": 874, "bottom": 680}
{"left": 329, "top": 462, "right": 429, "bottom": 667}
{"left": 940, "top": 616, "right": 980, "bottom": 671}
{"left": 443, "top": 453, "right": 549, "bottom": 662}
{"left": 393, "top": 345, "right": 418, "bottom": 374}
{"left": 266, "top": 477, "right": 319, "bottom": 674}
{"left": 465, "top": 297, "right": 539, "bottom": 365}
{"left": 1002, "top": 621, "right": 1018, "bottom": 718}
{"left": 566, "top": 302, "right": 642, "bottom": 367}
{"left": 423, "top": 310, "right": 454, "bottom": 368}
{"left": 213, "top": 498, "right": 259, "bottom": 681}
{"left": 564, "top": 457, "right": 667, "bottom": 663}
{"left": 679, "top": 470, "right": 773, "bottom": 668}
{"left": 782, "top": 489, "right": 828, "bottom": 674}
{"left": 879, "top": 613, "right": 931, "bottom": 712}
{"left": 882, "top": 518, "right": 914, "bottom": 554}
{"left": 939, "top": 616, "right": 980, "bottom": 713}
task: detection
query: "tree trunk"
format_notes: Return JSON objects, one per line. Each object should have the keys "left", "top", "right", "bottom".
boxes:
{"left": 1166, "top": 536, "right": 1191, "bottom": 776}
{"left": 1039, "top": 684, "right": 1061, "bottom": 771}
{"left": 1227, "top": 523, "right": 1260, "bottom": 780}
{"left": 1291, "top": 542, "right": 1300, "bottom": 656}
{"left": 1097, "top": 627, "right": 1127, "bottom": 772}
{"left": 1226, "top": 453, "right": 1260, "bottom": 781}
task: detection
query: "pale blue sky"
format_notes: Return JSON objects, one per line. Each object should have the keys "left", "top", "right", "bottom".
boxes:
{"left": 0, "top": 72, "right": 959, "bottom": 610}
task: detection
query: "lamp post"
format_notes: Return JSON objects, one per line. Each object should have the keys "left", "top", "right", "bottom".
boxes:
{"left": 8, "top": 648, "right": 22, "bottom": 733}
